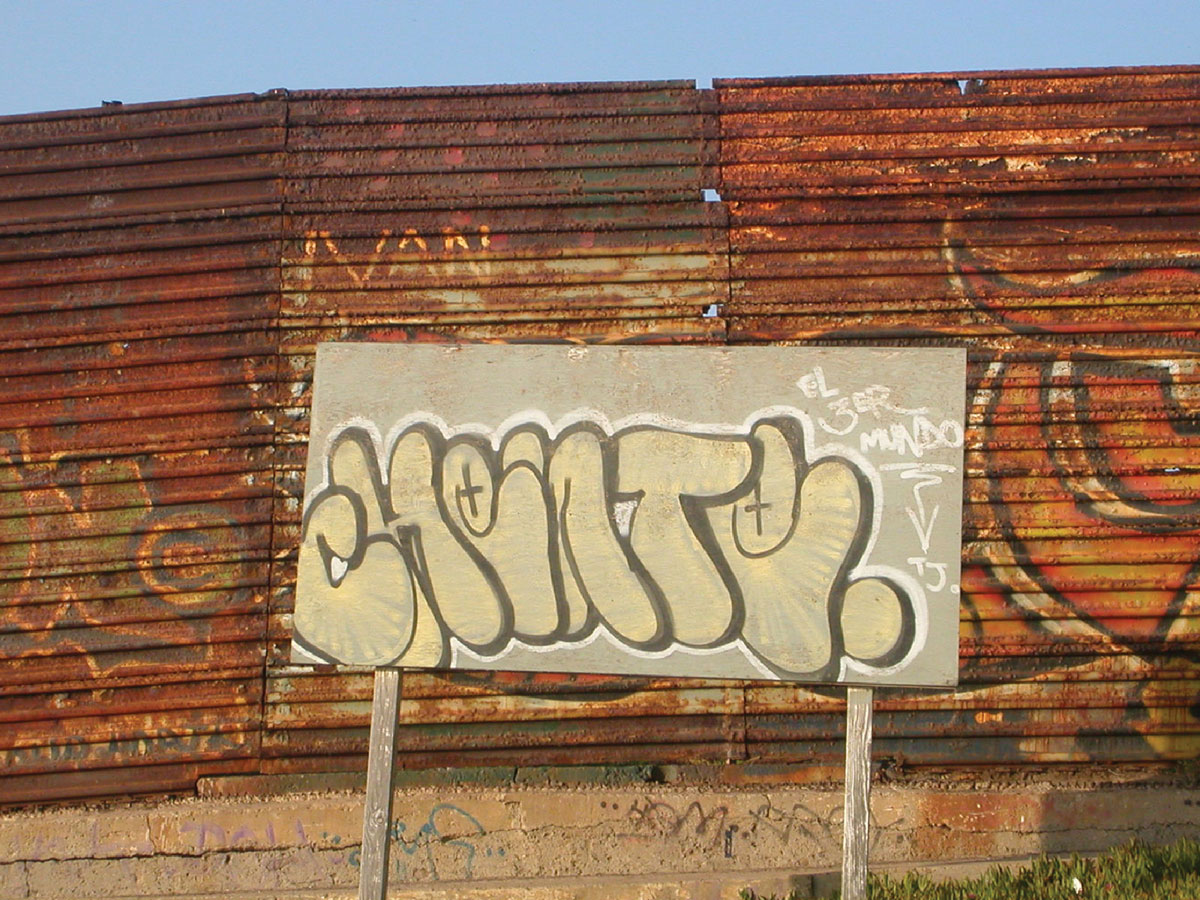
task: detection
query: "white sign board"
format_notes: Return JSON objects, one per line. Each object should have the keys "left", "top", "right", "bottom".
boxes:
{"left": 293, "top": 344, "right": 965, "bottom": 687}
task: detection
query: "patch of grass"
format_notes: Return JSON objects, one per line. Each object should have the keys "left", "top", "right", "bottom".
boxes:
{"left": 740, "top": 837, "right": 1200, "bottom": 900}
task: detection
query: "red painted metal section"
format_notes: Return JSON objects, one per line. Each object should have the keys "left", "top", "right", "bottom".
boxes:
{"left": 1, "top": 69, "right": 1198, "bottom": 805}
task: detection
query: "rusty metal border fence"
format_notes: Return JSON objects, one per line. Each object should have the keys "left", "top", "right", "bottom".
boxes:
{"left": 1, "top": 68, "right": 1198, "bottom": 806}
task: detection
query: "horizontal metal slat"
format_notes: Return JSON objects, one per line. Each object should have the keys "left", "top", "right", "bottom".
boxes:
{"left": 0, "top": 758, "right": 260, "bottom": 806}
{"left": 262, "top": 713, "right": 742, "bottom": 758}
{"left": 715, "top": 68, "right": 1200, "bottom": 111}
{"left": 0, "top": 640, "right": 265, "bottom": 689}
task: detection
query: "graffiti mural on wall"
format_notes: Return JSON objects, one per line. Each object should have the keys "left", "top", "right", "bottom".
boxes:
{"left": 292, "top": 344, "right": 966, "bottom": 686}
{"left": 940, "top": 225, "right": 1200, "bottom": 757}
{"left": 0, "top": 430, "right": 264, "bottom": 675}
{"left": 0, "top": 423, "right": 267, "bottom": 778}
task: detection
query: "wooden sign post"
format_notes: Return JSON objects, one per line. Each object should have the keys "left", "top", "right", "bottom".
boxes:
{"left": 354, "top": 669, "right": 880, "bottom": 900}
{"left": 291, "top": 345, "right": 965, "bottom": 900}
{"left": 842, "top": 686, "right": 874, "bottom": 900}
{"left": 359, "top": 669, "right": 401, "bottom": 900}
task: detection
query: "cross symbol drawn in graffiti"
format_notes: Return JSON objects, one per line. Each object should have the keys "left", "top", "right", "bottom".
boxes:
{"left": 456, "top": 463, "right": 485, "bottom": 516}
{"left": 743, "top": 482, "right": 772, "bottom": 536}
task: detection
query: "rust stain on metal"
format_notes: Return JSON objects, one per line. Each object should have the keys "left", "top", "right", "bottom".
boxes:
{"left": 0, "top": 93, "right": 284, "bottom": 805}
{"left": 720, "top": 67, "right": 1200, "bottom": 769}
{"left": 2, "top": 69, "right": 1199, "bottom": 805}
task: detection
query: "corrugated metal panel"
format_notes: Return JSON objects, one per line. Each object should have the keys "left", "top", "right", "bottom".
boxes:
{"left": 0, "top": 95, "right": 285, "bottom": 804}
{"left": 264, "top": 82, "right": 739, "bottom": 779}
{"left": 716, "top": 67, "right": 1200, "bottom": 767}
{"left": 1, "top": 69, "right": 1198, "bottom": 807}
{"left": 260, "top": 669, "right": 743, "bottom": 773}
{"left": 718, "top": 67, "right": 1200, "bottom": 198}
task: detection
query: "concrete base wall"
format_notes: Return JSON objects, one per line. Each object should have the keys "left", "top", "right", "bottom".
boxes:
{"left": 3, "top": 779, "right": 1198, "bottom": 899}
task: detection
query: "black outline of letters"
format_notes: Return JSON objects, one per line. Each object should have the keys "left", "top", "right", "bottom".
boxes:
{"left": 293, "top": 415, "right": 918, "bottom": 680}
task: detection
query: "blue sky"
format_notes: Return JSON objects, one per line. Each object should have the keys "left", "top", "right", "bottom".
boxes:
{"left": 2, "top": 0, "right": 1198, "bottom": 117}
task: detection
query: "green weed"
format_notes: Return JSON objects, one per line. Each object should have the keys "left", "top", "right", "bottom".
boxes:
{"left": 740, "top": 837, "right": 1200, "bottom": 900}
